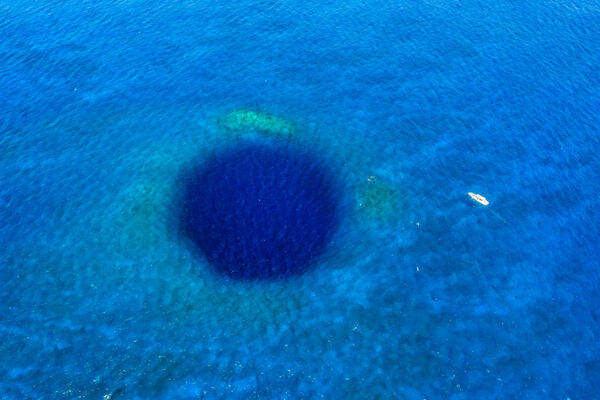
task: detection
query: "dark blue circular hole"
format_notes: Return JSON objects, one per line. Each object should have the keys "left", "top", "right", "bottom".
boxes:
{"left": 182, "top": 142, "right": 341, "bottom": 280}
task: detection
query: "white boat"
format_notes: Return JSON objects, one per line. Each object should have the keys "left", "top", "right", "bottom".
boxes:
{"left": 468, "top": 192, "right": 489, "bottom": 206}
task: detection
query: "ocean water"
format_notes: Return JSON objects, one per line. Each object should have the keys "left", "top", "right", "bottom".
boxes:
{"left": 1, "top": 0, "right": 599, "bottom": 398}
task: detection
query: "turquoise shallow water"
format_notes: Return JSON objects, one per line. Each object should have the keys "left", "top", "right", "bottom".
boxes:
{"left": 1, "top": 0, "right": 600, "bottom": 398}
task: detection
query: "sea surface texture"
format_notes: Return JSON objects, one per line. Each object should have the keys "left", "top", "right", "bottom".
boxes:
{"left": 1, "top": 0, "right": 599, "bottom": 398}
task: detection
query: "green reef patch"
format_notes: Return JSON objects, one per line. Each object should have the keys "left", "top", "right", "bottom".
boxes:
{"left": 356, "top": 175, "right": 403, "bottom": 222}
{"left": 219, "top": 109, "right": 296, "bottom": 139}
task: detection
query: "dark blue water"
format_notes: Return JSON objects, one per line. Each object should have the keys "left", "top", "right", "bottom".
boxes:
{"left": 1, "top": 0, "right": 599, "bottom": 398}
{"left": 182, "top": 142, "right": 342, "bottom": 280}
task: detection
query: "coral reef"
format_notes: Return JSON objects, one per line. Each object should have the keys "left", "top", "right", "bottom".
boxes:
{"left": 356, "top": 175, "right": 402, "bottom": 221}
{"left": 219, "top": 109, "right": 296, "bottom": 139}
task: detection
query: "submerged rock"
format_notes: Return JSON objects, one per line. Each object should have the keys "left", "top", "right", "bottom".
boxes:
{"left": 219, "top": 109, "right": 296, "bottom": 139}
{"left": 111, "top": 182, "right": 167, "bottom": 252}
{"left": 356, "top": 175, "right": 402, "bottom": 221}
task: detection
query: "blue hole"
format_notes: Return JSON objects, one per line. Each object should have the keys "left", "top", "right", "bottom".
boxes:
{"left": 182, "top": 142, "right": 341, "bottom": 280}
